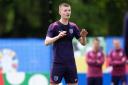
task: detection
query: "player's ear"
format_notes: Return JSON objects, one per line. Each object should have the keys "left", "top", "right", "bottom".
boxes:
{"left": 59, "top": 6, "right": 62, "bottom": 15}
{"left": 59, "top": 9, "right": 61, "bottom": 15}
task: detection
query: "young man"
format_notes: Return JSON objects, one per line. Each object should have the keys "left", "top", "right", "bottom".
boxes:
{"left": 45, "top": 3, "right": 88, "bottom": 85}
{"left": 109, "top": 39, "right": 127, "bottom": 85}
{"left": 86, "top": 38, "right": 105, "bottom": 85}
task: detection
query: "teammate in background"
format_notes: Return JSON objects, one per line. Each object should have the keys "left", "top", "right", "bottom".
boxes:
{"left": 109, "top": 39, "right": 127, "bottom": 85}
{"left": 123, "top": 12, "right": 128, "bottom": 62}
{"left": 45, "top": 2, "right": 88, "bottom": 85}
{"left": 86, "top": 38, "right": 105, "bottom": 85}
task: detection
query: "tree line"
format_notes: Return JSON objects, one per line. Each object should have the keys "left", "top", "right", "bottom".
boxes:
{"left": 0, "top": 0, "right": 128, "bottom": 38}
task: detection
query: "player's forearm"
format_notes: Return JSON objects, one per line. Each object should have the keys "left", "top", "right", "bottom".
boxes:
{"left": 44, "top": 36, "right": 60, "bottom": 46}
{"left": 96, "top": 60, "right": 104, "bottom": 65}
{"left": 97, "top": 57, "right": 105, "bottom": 65}
{"left": 111, "top": 60, "right": 124, "bottom": 66}
{"left": 87, "top": 59, "right": 96, "bottom": 65}
{"left": 79, "top": 37, "right": 86, "bottom": 46}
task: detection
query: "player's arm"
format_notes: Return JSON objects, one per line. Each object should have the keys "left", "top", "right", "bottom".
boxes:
{"left": 45, "top": 31, "right": 67, "bottom": 46}
{"left": 109, "top": 52, "right": 115, "bottom": 66}
{"left": 122, "top": 57, "right": 127, "bottom": 63}
{"left": 96, "top": 53, "right": 105, "bottom": 65}
{"left": 121, "top": 51, "right": 127, "bottom": 64}
{"left": 79, "top": 37, "right": 86, "bottom": 46}
{"left": 86, "top": 58, "right": 96, "bottom": 64}
{"left": 45, "top": 36, "right": 59, "bottom": 46}
{"left": 114, "top": 56, "right": 127, "bottom": 65}
{"left": 86, "top": 52, "right": 96, "bottom": 65}
{"left": 112, "top": 60, "right": 125, "bottom": 65}
{"left": 109, "top": 52, "right": 124, "bottom": 66}
{"left": 79, "top": 29, "right": 88, "bottom": 46}
{"left": 109, "top": 54, "right": 118, "bottom": 66}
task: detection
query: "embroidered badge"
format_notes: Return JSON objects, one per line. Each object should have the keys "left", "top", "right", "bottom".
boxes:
{"left": 54, "top": 76, "right": 59, "bottom": 81}
{"left": 69, "top": 29, "right": 73, "bottom": 34}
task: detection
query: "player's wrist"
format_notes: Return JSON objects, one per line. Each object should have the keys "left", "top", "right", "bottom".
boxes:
{"left": 81, "top": 36, "right": 86, "bottom": 41}
{"left": 81, "top": 35, "right": 86, "bottom": 38}
{"left": 56, "top": 35, "right": 60, "bottom": 40}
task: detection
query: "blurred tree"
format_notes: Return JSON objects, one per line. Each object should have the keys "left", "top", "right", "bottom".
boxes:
{"left": 0, "top": 0, "right": 128, "bottom": 37}
{"left": 12, "top": 0, "right": 50, "bottom": 37}
{"left": 106, "top": 0, "right": 128, "bottom": 36}
{"left": 0, "top": 0, "right": 13, "bottom": 37}
{"left": 52, "top": 0, "right": 109, "bottom": 36}
{"left": 52, "top": 0, "right": 128, "bottom": 36}
{"left": 0, "top": 0, "right": 50, "bottom": 38}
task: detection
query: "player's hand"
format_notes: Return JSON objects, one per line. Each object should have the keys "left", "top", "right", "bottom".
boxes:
{"left": 96, "top": 60, "right": 101, "bottom": 64}
{"left": 80, "top": 29, "right": 88, "bottom": 37}
{"left": 58, "top": 31, "right": 67, "bottom": 38}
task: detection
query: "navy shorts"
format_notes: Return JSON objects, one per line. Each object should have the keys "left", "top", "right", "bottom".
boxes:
{"left": 87, "top": 77, "right": 103, "bottom": 85}
{"left": 112, "top": 75, "right": 127, "bottom": 85}
{"left": 50, "top": 63, "right": 78, "bottom": 84}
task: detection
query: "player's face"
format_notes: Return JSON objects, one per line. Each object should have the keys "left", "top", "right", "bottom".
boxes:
{"left": 93, "top": 40, "right": 100, "bottom": 50}
{"left": 59, "top": 6, "right": 71, "bottom": 19}
{"left": 113, "top": 40, "right": 121, "bottom": 49}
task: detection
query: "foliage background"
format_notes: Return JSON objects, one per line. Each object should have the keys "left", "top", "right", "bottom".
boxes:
{"left": 0, "top": 0, "right": 128, "bottom": 38}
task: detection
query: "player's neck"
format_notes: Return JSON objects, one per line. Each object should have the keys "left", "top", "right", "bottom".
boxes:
{"left": 93, "top": 48, "right": 99, "bottom": 52}
{"left": 59, "top": 18, "right": 69, "bottom": 25}
{"left": 115, "top": 47, "right": 121, "bottom": 50}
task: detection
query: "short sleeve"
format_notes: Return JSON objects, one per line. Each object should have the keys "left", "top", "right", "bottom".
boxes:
{"left": 46, "top": 24, "right": 55, "bottom": 37}
{"left": 74, "top": 24, "right": 80, "bottom": 39}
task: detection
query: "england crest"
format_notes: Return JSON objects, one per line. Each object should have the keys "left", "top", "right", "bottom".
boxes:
{"left": 69, "top": 29, "right": 73, "bottom": 34}
{"left": 54, "top": 76, "right": 59, "bottom": 81}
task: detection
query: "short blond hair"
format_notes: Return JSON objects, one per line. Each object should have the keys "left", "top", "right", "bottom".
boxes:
{"left": 59, "top": 3, "right": 70, "bottom": 10}
{"left": 93, "top": 37, "right": 100, "bottom": 42}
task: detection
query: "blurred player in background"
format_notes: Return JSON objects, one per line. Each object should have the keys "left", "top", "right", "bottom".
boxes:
{"left": 123, "top": 12, "right": 128, "bottom": 61}
{"left": 86, "top": 38, "right": 105, "bottom": 85}
{"left": 45, "top": 2, "right": 88, "bottom": 85}
{"left": 109, "top": 39, "right": 127, "bottom": 85}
